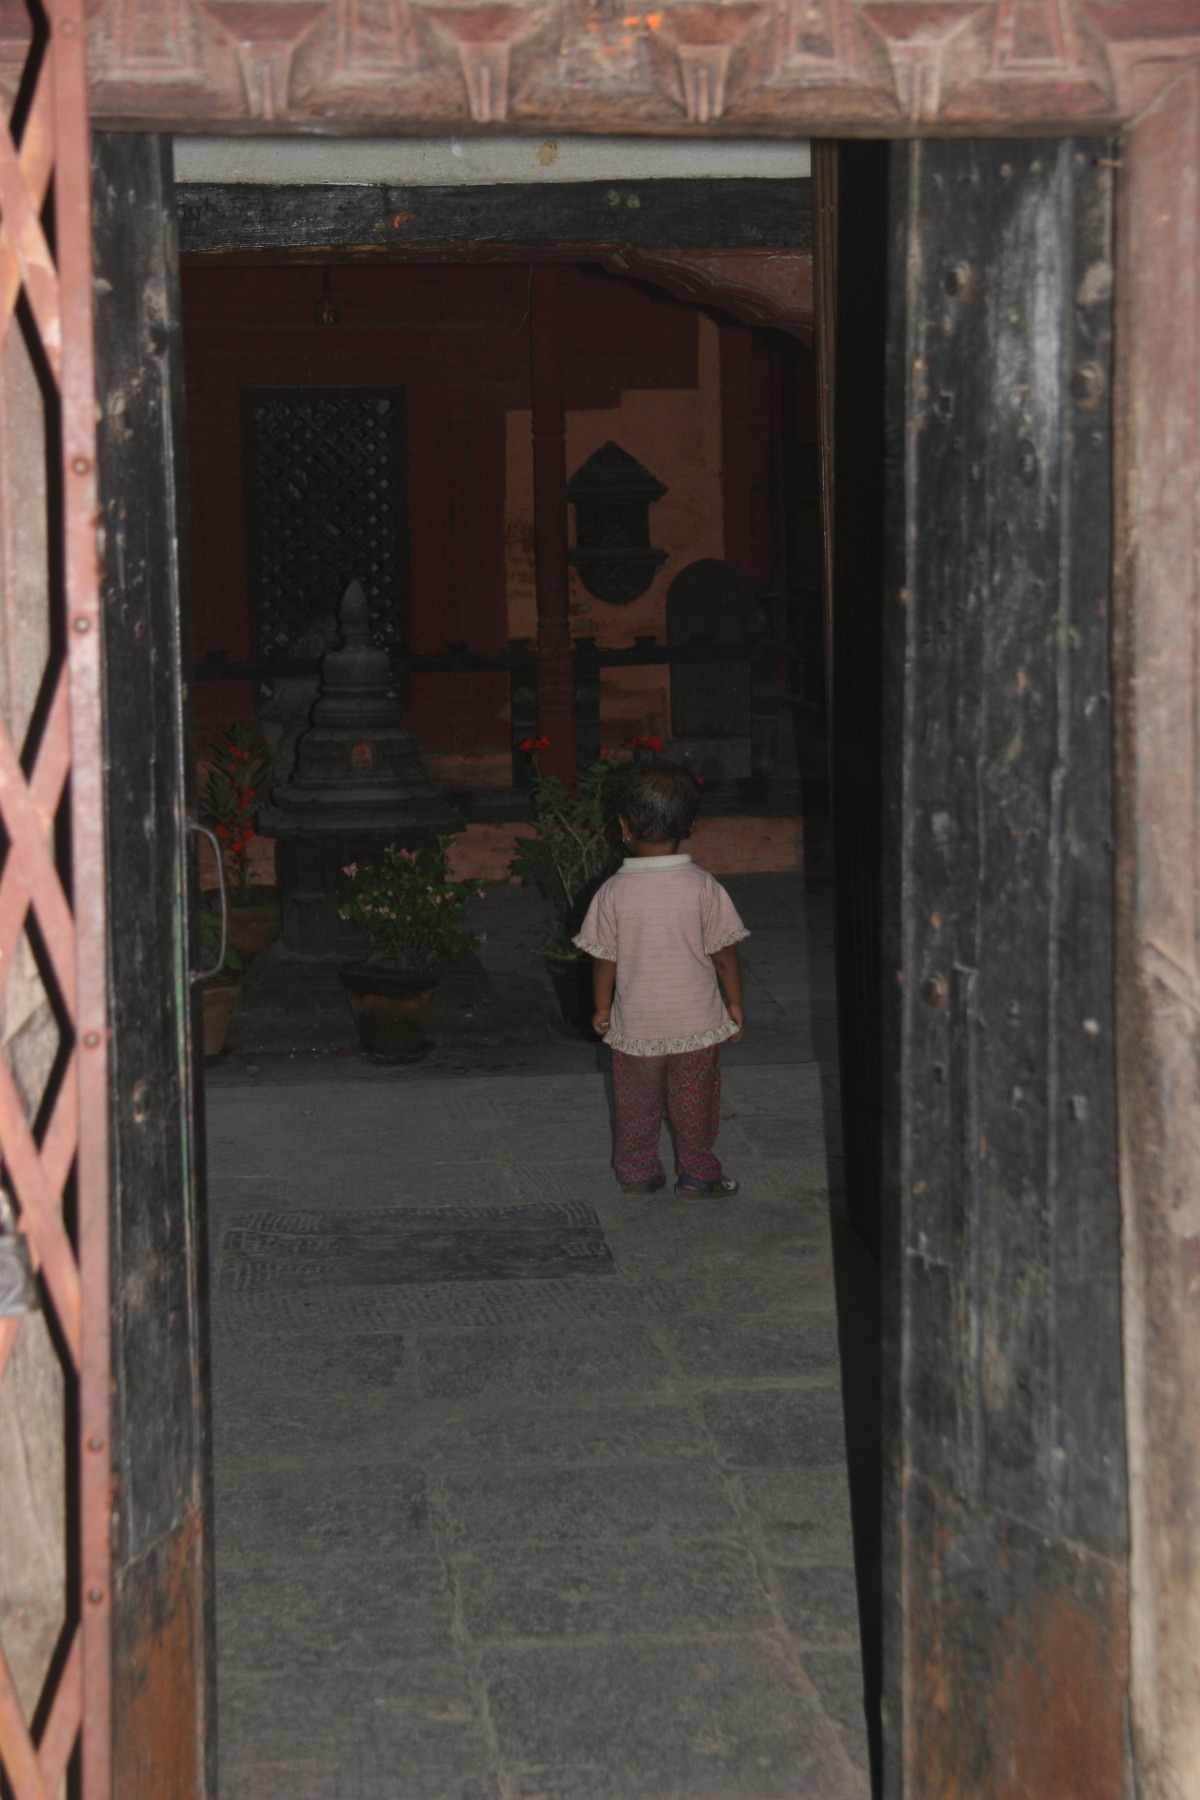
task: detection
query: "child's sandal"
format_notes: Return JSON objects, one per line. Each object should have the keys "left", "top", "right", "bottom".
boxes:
{"left": 674, "top": 1175, "right": 740, "bottom": 1198}
{"left": 620, "top": 1175, "right": 666, "bottom": 1196}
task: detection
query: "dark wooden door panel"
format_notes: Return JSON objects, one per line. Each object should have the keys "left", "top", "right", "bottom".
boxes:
{"left": 883, "top": 139, "right": 1128, "bottom": 1797}
{"left": 93, "top": 131, "right": 213, "bottom": 1800}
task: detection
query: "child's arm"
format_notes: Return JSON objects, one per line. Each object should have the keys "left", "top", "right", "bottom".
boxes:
{"left": 709, "top": 944, "right": 746, "bottom": 1042}
{"left": 591, "top": 958, "right": 617, "bottom": 1037}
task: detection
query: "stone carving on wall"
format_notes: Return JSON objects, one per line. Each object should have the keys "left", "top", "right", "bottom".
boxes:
{"left": 81, "top": 2, "right": 1200, "bottom": 131}
{"left": 567, "top": 442, "right": 667, "bottom": 606}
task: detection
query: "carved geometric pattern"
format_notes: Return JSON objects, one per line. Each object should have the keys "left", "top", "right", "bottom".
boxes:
{"left": 775, "top": 0, "right": 861, "bottom": 78}
{"left": 243, "top": 386, "right": 411, "bottom": 665}
{"left": 333, "top": 0, "right": 417, "bottom": 77}
{"left": 83, "top": 0, "right": 1200, "bottom": 126}
{"left": 419, "top": 3, "right": 536, "bottom": 122}
{"left": 0, "top": 4, "right": 110, "bottom": 1800}
{"left": 198, "top": 1, "right": 329, "bottom": 119}
{"left": 990, "top": 0, "right": 1081, "bottom": 74}
{"left": 106, "top": 0, "right": 199, "bottom": 77}
{"left": 636, "top": 4, "right": 756, "bottom": 121}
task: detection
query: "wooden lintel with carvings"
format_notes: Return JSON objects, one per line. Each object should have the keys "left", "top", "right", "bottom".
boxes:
{"left": 77, "top": 2, "right": 1200, "bottom": 134}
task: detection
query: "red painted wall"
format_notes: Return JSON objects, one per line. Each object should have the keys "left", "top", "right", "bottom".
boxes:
{"left": 182, "top": 261, "right": 700, "bottom": 753}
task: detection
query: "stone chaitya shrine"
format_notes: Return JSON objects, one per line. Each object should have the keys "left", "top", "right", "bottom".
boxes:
{"left": 263, "top": 578, "right": 461, "bottom": 956}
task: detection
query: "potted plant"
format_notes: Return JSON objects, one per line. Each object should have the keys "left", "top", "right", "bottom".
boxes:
{"left": 508, "top": 738, "right": 626, "bottom": 1033}
{"left": 337, "top": 838, "right": 485, "bottom": 1062}
{"left": 199, "top": 724, "right": 280, "bottom": 958}
{"left": 197, "top": 896, "right": 244, "bottom": 1061}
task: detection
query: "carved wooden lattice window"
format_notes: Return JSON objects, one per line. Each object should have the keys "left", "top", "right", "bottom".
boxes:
{"left": 242, "top": 386, "right": 411, "bottom": 663}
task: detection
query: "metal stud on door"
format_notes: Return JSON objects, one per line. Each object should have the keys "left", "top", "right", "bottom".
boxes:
{"left": 0, "top": 4, "right": 111, "bottom": 1799}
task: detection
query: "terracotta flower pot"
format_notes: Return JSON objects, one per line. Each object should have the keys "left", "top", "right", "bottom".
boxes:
{"left": 201, "top": 977, "right": 240, "bottom": 1061}
{"left": 226, "top": 887, "right": 281, "bottom": 959}
{"left": 540, "top": 949, "right": 599, "bottom": 1039}
{"left": 339, "top": 962, "right": 440, "bottom": 1063}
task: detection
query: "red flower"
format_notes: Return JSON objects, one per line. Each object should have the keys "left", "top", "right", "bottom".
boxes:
{"left": 215, "top": 826, "right": 228, "bottom": 840}
{"left": 624, "top": 734, "right": 662, "bottom": 753}
{"left": 243, "top": 826, "right": 255, "bottom": 840}
{"left": 519, "top": 736, "right": 550, "bottom": 752}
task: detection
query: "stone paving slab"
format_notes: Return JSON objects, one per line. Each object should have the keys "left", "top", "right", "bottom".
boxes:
{"left": 217, "top": 1551, "right": 456, "bottom": 1668}
{"left": 479, "top": 1637, "right": 858, "bottom": 1800}
{"left": 207, "top": 870, "right": 867, "bottom": 1798}
{"left": 221, "top": 1665, "right": 501, "bottom": 1800}
{"left": 416, "top": 1321, "right": 676, "bottom": 1403}
{"left": 454, "top": 1539, "right": 773, "bottom": 1642}
{"left": 436, "top": 1461, "right": 745, "bottom": 1548}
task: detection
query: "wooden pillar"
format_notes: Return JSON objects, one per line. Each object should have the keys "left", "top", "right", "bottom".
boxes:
{"left": 1115, "top": 68, "right": 1200, "bottom": 1800}
{"left": 529, "top": 263, "right": 576, "bottom": 789}
{"left": 94, "top": 133, "right": 214, "bottom": 1800}
{"left": 720, "top": 321, "right": 755, "bottom": 575}
{"left": 884, "top": 140, "right": 1127, "bottom": 1799}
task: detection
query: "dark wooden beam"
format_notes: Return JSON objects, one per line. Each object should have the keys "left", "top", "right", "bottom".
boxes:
{"left": 176, "top": 178, "right": 812, "bottom": 255}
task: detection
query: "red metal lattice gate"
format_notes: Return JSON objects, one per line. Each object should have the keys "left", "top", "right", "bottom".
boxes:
{"left": 0, "top": 2, "right": 111, "bottom": 1796}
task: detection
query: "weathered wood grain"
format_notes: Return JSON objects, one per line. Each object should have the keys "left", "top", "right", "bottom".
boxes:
{"left": 177, "top": 177, "right": 812, "bottom": 254}
{"left": 93, "top": 131, "right": 213, "bottom": 1800}
{"left": 1114, "top": 65, "right": 1200, "bottom": 1800}
{"left": 883, "top": 137, "right": 1127, "bottom": 1800}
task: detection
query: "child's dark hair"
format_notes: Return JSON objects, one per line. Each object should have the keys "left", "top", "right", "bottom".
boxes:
{"left": 617, "top": 761, "right": 701, "bottom": 844}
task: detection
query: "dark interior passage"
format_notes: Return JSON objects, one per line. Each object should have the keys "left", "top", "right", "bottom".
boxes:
{"left": 181, "top": 255, "right": 823, "bottom": 814}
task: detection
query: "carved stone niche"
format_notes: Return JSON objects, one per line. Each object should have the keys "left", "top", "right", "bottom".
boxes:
{"left": 567, "top": 442, "right": 667, "bottom": 606}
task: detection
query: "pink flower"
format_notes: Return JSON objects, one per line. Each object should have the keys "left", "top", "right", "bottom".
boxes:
{"left": 342, "top": 862, "right": 358, "bottom": 878}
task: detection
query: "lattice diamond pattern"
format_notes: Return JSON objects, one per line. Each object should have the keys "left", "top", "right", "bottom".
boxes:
{"left": 243, "top": 385, "right": 410, "bottom": 662}
{"left": 0, "top": 3, "right": 110, "bottom": 1798}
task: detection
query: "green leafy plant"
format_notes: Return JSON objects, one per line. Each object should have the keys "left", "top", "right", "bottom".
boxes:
{"left": 338, "top": 839, "right": 485, "bottom": 972}
{"left": 198, "top": 894, "right": 244, "bottom": 980}
{"left": 199, "top": 724, "right": 271, "bottom": 900}
{"left": 509, "top": 736, "right": 691, "bottom": 953}
{"left": 509, "top": 745, "right": 625, "bottom": 954}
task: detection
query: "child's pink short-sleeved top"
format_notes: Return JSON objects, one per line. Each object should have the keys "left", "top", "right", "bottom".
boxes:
{"left": 573, "top": 854, "right": 749, "bottom": 1055}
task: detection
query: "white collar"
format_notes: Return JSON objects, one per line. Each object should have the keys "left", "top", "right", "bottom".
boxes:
{"left": 621, "top": 853, "right": 693, "bottom": 872}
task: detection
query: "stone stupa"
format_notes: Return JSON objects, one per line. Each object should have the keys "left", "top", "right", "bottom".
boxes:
{"left": 262, "top": 579, "right": 461, "bottom": 956}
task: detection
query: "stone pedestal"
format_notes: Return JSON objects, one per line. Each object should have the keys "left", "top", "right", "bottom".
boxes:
{"left": 261, "top": 580, "right": 461, "bottom": 957}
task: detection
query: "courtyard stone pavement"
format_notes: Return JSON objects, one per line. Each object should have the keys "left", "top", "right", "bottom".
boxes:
{"left": 205, "top": 874, "right": 870, "bottom": 1799}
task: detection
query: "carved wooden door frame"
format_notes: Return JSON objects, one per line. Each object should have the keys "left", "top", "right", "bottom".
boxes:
{"left": 0, "top": 5, "right": 1194, "bottom": 1799}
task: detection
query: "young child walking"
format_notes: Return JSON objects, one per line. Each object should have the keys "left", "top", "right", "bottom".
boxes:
{"left": 573, "top": 762, "right": 748, "bottom": 1197}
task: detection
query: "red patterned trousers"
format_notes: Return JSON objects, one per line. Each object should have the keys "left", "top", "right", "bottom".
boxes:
{"left": 610, "top": 1045, "right": 723, "bottom": 1186}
